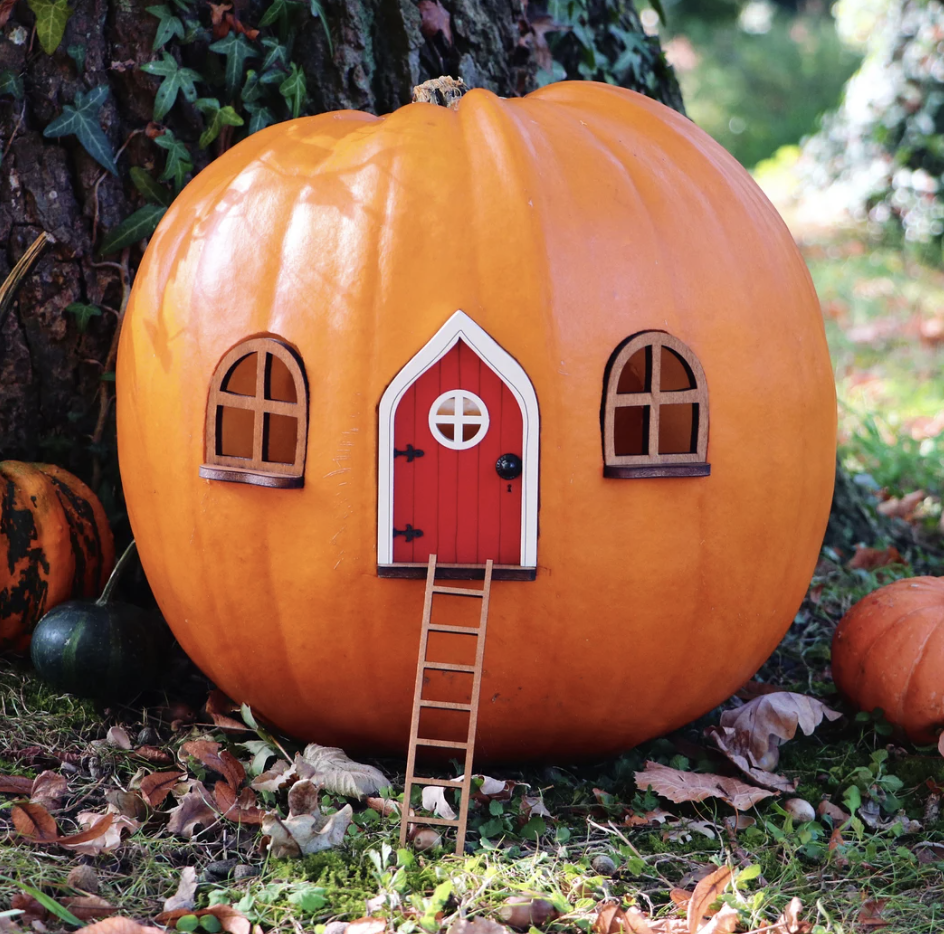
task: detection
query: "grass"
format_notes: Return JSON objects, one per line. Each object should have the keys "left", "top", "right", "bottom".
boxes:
{"left": 5, "top": 228, "right": 944, "bottom": 934}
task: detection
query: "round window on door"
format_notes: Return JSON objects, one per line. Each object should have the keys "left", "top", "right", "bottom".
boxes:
{"left": 428, "top": 389, "right": 490, "bottom": 450}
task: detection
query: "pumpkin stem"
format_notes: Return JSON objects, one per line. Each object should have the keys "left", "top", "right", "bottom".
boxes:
{"left": 97, "top": 540, "right": 139, "bottom": 605}
{"left": 411, "top": 76, "right": 468, "bottom": 110}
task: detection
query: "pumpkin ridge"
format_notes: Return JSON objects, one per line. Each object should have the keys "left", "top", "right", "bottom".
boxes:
{"left": 846, "top": 600, "right": 929, "bottom": 684}
{"left": 895, "top": 609, "right": 941, "bottom": 732}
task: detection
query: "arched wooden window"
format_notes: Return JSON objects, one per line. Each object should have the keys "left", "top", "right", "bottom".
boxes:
{"left": 199, "top": 337, "right": 308, "bottom": 489}
{"left": 603, "top": 331, "right": 709, "bottom": 479}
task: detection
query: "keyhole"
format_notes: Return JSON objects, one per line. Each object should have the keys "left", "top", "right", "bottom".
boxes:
{"left": 507, "top": 483, "right": 512, "bottom": 493}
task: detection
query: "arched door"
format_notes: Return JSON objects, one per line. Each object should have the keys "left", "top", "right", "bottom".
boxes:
{"left": 377, "top": 311, "right": 539, "bottom": 578}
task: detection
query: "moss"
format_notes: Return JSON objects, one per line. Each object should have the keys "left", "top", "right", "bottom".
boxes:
{"left": 889, "top": 755, "right": 944, "bottom": 789}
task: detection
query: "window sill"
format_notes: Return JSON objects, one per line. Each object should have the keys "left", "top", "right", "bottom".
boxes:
{"left": 378, "top": 563, "right": 536, "bottom": 581}
{"left": 604, "top": 463, "right": 710, "bottom": 479}
{"left": 199, "top": 464, "right": 304, "bottom": 489}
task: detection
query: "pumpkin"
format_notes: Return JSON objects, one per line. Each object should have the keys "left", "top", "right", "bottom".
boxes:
{"left": 116, "top": 81, "right": 836, "bottom": 760}
{"left": 832, "top": 577, "right": 944, "bottom": 742}
{"left": 1, "top": 461, "right": 115, "bottom": 652}
{"left": 30, "top": 542, "right": 166, "bottom": 699}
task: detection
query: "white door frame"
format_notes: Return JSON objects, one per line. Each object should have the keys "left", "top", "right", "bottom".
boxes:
{"left": 377, "top": 310, "right": 539, "bottom": 567}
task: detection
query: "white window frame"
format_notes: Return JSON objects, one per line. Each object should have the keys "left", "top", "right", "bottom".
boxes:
{"left": 377, "top": 310, "right": 539, "bottom": 568}
{"left": 428, "top": 389, "right": 490, "bottom": 450}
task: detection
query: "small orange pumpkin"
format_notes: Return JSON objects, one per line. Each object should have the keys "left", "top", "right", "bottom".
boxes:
{"left": 832, "top": 577, "right": 944, "bottom": 742}
{"left": 0, "top": 461, "right": 115, "bottom": 652}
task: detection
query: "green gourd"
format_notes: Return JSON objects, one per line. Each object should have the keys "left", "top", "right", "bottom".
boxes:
{"left": 30, "top": 542, "right": 167, "bottom": 699}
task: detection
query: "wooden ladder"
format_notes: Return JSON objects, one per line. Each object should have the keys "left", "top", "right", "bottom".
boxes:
{"left": 400, "top": 553, "right": 493, "bottom": 854}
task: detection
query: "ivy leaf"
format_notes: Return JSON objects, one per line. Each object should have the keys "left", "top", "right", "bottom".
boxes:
{"left": 43, "top": 85, "right": 118, "bottom": 174}
{"left": 195, "top": 97, "right": 244, "bottom": 149}
{"left": 130, "top": 166, "right": 173, "bottom": 206}
{"left": 99, "top": 204, "right": 167, "bottom": 255}
{"left": 208, "top": 33, "right": 257, "bottom": 96}
{"left": 140, "top": 51, "right": 201, "bottom": 121}
{"left": 260, "top": 37, "right": 288, "bottom": 74}
{"left": 147, "top": 4, "right": 185, "bottom": 49}
{"left": 647, "top": 0, "right": 666, "bottom": 26}
{"left": 26, "top": 0, "right": 73, "bottom": 54}
{"left": 279, "top": 62, "right": 305, "bottom": 119}
{"left": 0, "top": 70, "right": 23, "bottom": 100}
{"left": 308, "top": 0, "right": 331, "bottom": 52}
{"left": 258, "top": 0, "right": 289, "bottom": 28}
{"left": 154, "top": 129, "right": 192, "bottom": 189}
{"left": 241, "top": 70, "right": 263, "bottom": 103}
{"left": 66, "top": 43, "right": 85, "bottom": 72}
{"left": 244, "top": 101, "right": 274, "bottom": 134}
{"left": 65, "top": 302, "right": 102, "bottom": 333}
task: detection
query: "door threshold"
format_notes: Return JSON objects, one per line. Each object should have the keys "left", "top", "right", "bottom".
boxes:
{"left": 378, "top": 563, "right": 536, "bottom": 581}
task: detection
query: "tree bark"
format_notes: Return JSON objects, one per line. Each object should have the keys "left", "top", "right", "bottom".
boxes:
{"left": 0, "top": 0, "right": 682, "bottom": 514}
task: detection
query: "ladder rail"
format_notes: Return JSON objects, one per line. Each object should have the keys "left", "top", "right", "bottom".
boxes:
{"left": 400, "top": 553, "right": 493, "bottom": 854}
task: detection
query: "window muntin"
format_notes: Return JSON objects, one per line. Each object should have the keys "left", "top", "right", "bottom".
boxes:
{"left": 603, "top": 332, "right": 709, "bottom": 479}
{"left": 428, "top": 389, "right": 490, "bottom": 450}
{"left": 200, "top": 337, "right": 308, "bottom": 489}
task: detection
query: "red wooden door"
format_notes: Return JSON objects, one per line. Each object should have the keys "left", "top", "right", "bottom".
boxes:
{"left": 393, "top": 341, "right": 523, "bottom": 566}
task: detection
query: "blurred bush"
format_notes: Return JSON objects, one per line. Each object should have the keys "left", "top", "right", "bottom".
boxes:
{"left": 803, "top": 0, "right": 944, "bottom": 259}
{"left": 661, "top": 0, "right": 860, "bottom": 168}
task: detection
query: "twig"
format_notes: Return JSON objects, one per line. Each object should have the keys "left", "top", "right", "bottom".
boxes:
{"left": 0, "top": 232, "right": 49, "bottom": 330}
{"left": 1, "top": 101, "right": 25, "bottom": 164}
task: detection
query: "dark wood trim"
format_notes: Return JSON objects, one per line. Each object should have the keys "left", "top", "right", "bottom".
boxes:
{"left": 199, "top": 465, "right": 304, "bottom": 488}
{"left": 378, "top": 563, "right": 536, "bottom": 581}
{"left": 603, "top": 463, "right": 710, "bottom": 479}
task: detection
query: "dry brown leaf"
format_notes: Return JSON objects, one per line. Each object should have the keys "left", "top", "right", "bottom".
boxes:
{"left": 717, "top": 693, "right": 841, "bottom": 771}
{"left": 847, "top": 545, "right": 904, "bottom": 571}
{"left": 294, "top": 744, "right": 388, "bottom": 798}
{"left": 686, "top": 865, "right": 731, "bottom": 934}
{"left": 287, "top": 778, "right": 320, "bottom": 817}
{"left": 634, "top": 762, "right": 774, "bottom": 811}
{"left": 104, "top": 788, "right": 149, "bottom": 821}
{"left": 67, "top": 865, "right": 101, "bottom": 894}
{"left": 181, "top": 741, "right": 245, "bottom": 789}
{"left": 206, "top": 690, "right": 247, "bottom": 732}
{"left": 250, "top": 759, "right": 296, "bottom": 793}
{"left": 915, "top": 841, "right": 944, "bottom": 863}
{"left": 163, "top": 867, "right": 198, "bottom": 913}
{"left": 595, "top": 903, "right": 654, "bottom": 934}
{"left": 0, "top": 0, "right": 18, "bottom": 28}
{"left": 135, "top": 746, "right": 174, "bottom": 765}
{"left": 261, "top": 804, "right": 353, "bottom": 857}
{"left": 62, "top": 896, "right": 117, "bottom": 921}
{"left": 61, "top": 807, "right": 139, "bottom": 856}
{"left": 167, "top": 784, "right": 218, "bottom": 838}
{"left": 418, "top": 0, "right": 451, "bottom": 43}
{"left": 367, "top": 796, "right": 399, "bottom": 817}
{"left": 78, "top": 920, "right": 166, "bottom": 934}
{"left": 140, "top": 771, "right": 186, "bottom": 807}
{"left": 856, "top": 898, "right": 889, "bottom": 929}
{"left": 12, "top": 802, "right": 59, "bottom": 841}
{"left": 30, "top": 771, "right": 68, "bottom": 810}
{"left": 816, "top": 800, "right": 850, "bottom": 823}
{"left": 0, "top": 774, "right": 35, "bottom": 795}
{"left": 421, "top": 785, "right": 457, "bottom": 820}
{"left": 697, "top": 904, "right": 738, "bottom": 934}
{"left": 11, "top": 893, "right": 47, "bottom": 924}
{"left": 520, "top": 795, "right": 551, "bottom": 818}
{"left": 215, "top": 781, "right": 265, "bottom": 824}
{"left": 774, "top": 897, "right": 811, "bottom": 934}
{"left": 705, "top": 726, "right": 798, "bottom": 792}
{"left": 877, "top": 490, "right": 925, "bottom": 521}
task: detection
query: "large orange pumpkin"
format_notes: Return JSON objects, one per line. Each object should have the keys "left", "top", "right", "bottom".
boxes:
{"left": 832, "top": 577, "right": 944, "bottom": 742}
{"left": 117, "top": 82, "right": 836, "bottom": 760}
{"left": 0, "top": 461, "right": 115, "bottom": 652}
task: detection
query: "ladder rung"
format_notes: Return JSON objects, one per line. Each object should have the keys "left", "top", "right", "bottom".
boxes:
{"left": 431, "top": 586, "right": 484, "bottom": 598}
{"left": 420, "top": 699, "right": 473, "bottom": 711}
{"left": 427, "top": 623, "right": 482, "bottom": 635}
{"left": 423, "top": 661, "right": 476, "bottom": 672}
{"left": 407, "top": 776, "right": 464, "bottom": 788}
{"left": 415, "top": 738, "right": 469, "bottom": 749}
{"left": 406, "top": 815, "right": 461, "bottom": 827}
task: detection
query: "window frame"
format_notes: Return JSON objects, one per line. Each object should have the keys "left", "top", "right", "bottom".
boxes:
{"left": 602, "top": 331, "right": 710, "bottom": 479}
{"left": 199, "top": 337, "right": 308, "bottom": 489}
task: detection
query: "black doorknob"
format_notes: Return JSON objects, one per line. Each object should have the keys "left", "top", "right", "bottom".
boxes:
{"left": 495, "top": 453, "right": 523, "bottom": 480}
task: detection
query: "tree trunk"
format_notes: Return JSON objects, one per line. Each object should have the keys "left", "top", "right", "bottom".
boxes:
{"left": 0, "top": 0, "right": 681, "bottom": 518}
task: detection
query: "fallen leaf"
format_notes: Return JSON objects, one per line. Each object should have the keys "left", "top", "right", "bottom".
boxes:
{"left": 78, "top": 921, "right": 166, "bottom": 934}
{"left": 295, "top": 744, "right": 388, "bottom": 798}
{"left": 915, "top": 841, "right": 944, "bottom": 863}
{"left": 30, "top": 771, "right": 68, "bottom": 810}
{"left": 163, "top": 867, "right": 198, "bottom": 913}
{"left": 0, "top": 0, "right": 18, "bottom": 28}
{"left": 346, "top": 921, "right": 387, "bottom": 934}
{"left": 697, "top": 904, "right": 738, "bottom": 934}
{"left": 816, "top": 800, "right": 849, "bottom": 823}
{"left": 287, "top": 778, "right": 321, "bottom": 816}
{"left": 662, "top": 818, "right": 716, "bottom": 842}
{"left": 250, "top": 759, "right": 296, "bottom": 793}
{"left": 422, "top": 785, "right": 457, "bottom": 820}
{"left": 0, "top": 774, "right": 36, "bottom": 795}
{"left": 520, "top": 795, "right": 551, "bottom": 818}
{"left": 367, "top": 796, "right": 399, "bottom": 817}
{"left": 12, "top": 802, "right": 59, "bottom": 841}
{"left": 687, "top": 865, "right": 731, "bottom": 934}
{"left": 877, "top": 490, "right": 925, "bottom": 521}
{"left": 447, "top": 920, "right": 512, "bottom": 934}
{"left": 167, "top": 784, "right": 218, "bottom": 838}
{"left": 774, "top": 897, "right": 811, "bottom": 934}
{"left": 261, "top": 804, "right": 353, "bottom": 857}
{"left": 206, "top": 690, "right": 247, "bottom": 732}
{"left": 705, "top": 726, "right": 798, "bottom": 792}
{"left": 106, "top": 726, "right": 133, "bottom": 750}
{"left": 135, "top": 746, "right": 174, "bottom": 765}
{"left": 11, "top": 893, "right": 47, "bottom": 924}
{"left": 717, "top": 693, "right": 841, "bottom": 771}
{"left": 634, "top": 762, "right": 774, "bottom": 811}
{"left": 61, "top": 896, "right": 117, "bottom": 921}
{"left": 61, "top": 807, "right": 138, "bottom": 856}
{"left": 181, "top": 741, "right": 245, "bottom": 790}
{"left": 847, "top": 545, "right": 904, "bottom": 571}
{"left": 856, "top": 898, "right": 889, "bottom": 929}
{"left": 104, "top": 788, "right": 149, "bottom": 821}
{"left": 139, "top": 771, "right": 186, "bottom": 807}
{"left": 215, "top": 781, "right": 265, "bottom": 824}
{"left": 418, "top": 0, "right": 451, "bottom": 43}
{"left": 595, "top": 903, "right": 654, "bottom": 934}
